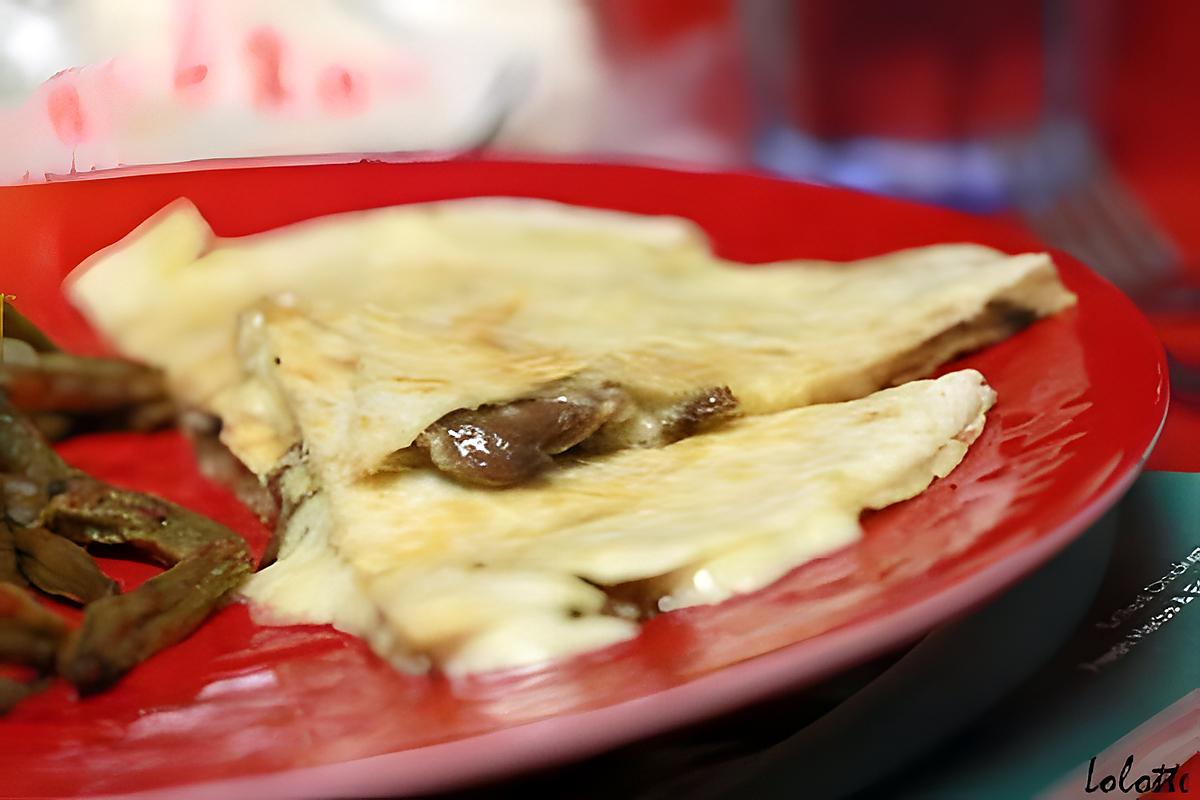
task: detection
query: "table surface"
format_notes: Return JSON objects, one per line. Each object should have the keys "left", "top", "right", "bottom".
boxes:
{"left": 884, "top": 471, "right": 1200, "bottom": 799}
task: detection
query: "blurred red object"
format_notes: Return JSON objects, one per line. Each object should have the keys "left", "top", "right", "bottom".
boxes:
{"left": 1103, "top": 0, "right": 1200, "bottom": 472}
{"left": 1104, "top": 0, "right": 1200, "bottom": 267}
{"left": 588, "top": 0, "right": 751, "bottom": 163}
{"left": 590, "top": 0, "right": 732, "bottom": 49}
{"left": 0, "top": 159, "right": 1164, "bottom": 797}
{"left": 779, "top": 0, "right": 1054, "bottom": 141}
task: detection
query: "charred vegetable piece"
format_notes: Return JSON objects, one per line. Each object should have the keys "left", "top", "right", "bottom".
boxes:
{"left": 0, "top": 516, "right": 28, "bottom": 588}
{"left": 0, "top": 328, "right": 253, "bottom": 700}
{"left": 0, "top": 583, "right": 68, "bottom": 672}
{"left": 43, "top": 477, "right": 251, "bottom": 564}
{"left": 0, "top": 395, "right": 74, "bottom": 478}
{"left": 1, "top": 304, "right": 59, "bottom": 353}
{"left": 25, "top": 403, "right": 176, "bottom": 442}
{"left": 0, "top": 353, "right": 167, "bottom": 414}
{"left": 0, "top": 484, "right": 54, "bottom": 715}
{"left": 658, "top": 386, "right": 739, "bottom": 441}
{"left": 24, "top": 413, "right": 72, "bottom": 443}
{"left": 0, "top": 354, "right": 173, "bottom": 440}
{"left": 416, "top": 385, "right": 628, "bottom": 488}
{"left": 1, "top": 308, "right": 172, "bottom": 437}
{"left": 42, "top": 477, "right": 251, "bottom": 693}
{"left": 414, "top": 381, "right": 742, "bottom": 488}
{"left": 57, "top": 541, "right": 248, "bottom": 694}
{"left": 1, "top": 474, "right": 51, "bottom": 530}
{"left": 258, "top": 445, "right": 311, "bottom": 570}
{"left": 0, "top": 395, "right": 76, "bottom": 525}
{"left": 0, "top": 676, "right": 47, "bottom": 714}
{"left": 12, "top": 526, "right": 118, "bottom": 604}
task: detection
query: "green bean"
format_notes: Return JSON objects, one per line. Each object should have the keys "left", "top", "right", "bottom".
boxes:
{"left": 12, "top": 525, "right": 118, "bottom": 604}
{"left": 1, "top": 304, "right": 58, "bottom": 353}
{"left": 0, "top": 676, "right": 47, "bottom": 715}
{"left": 0, "top": 583, "right": 68, "bottom": 672}
{"left": 1, "top": 474, "right": 51, "bottom": 530}
{"left": 0, "top": 330, "right": 253, "bottom": 702}
{"left": 0, "top": 395, "right": 76, "bottom": 526}
{"left": 0, "top": 516, "right": 27, "bottom": 588}
{"left": 57, "top": 541, "right": 248, "bottom": 694}
{"left": 42, "top": 477, "right": 249, "bottom": 564}
{"left": 43, "top": 477, "right": 251, "bottom": 694}
{"left": 0, "top": 353, "right": 167, "bottom": 414}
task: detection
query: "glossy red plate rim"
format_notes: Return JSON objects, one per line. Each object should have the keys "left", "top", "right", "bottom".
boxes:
{"left": 139, "top": 437, "right": 1165, "bottom": 800}
{"left": 0, "top": 158, "right": 1169, "bottom": 799}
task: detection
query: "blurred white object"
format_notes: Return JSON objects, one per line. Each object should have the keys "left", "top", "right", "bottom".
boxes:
{"left": 0, "top": 0, "right": 602, "bottom": 182}
{"left": 592, "top": 28, "right": 745, "bottom": 167}
{"left": 352, "top": 0, "right": 603, "bottom": 153}
{"left": 0, "top": 1, "right": 73, "bottom": 100}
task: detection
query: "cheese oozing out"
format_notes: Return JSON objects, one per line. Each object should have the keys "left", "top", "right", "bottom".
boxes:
{"left": 245, "top": 316, "right": 995, "bottom": 675}
{"left": 62, "top": 198, "right": 1056, "bottom": 675}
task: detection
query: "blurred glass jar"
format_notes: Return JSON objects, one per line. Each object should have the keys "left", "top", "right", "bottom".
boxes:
{"left": 740, "top": 0, "right": 1113, "bottom": 211}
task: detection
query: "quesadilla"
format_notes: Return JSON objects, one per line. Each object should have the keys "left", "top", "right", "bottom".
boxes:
{"left": 247, "top": 311, "right": 994, "bottom": 673}
{"left": 69, "top": 198, "right": 1070, "bottom": 485}
{"left": 66, "top": 197, "right": 714, "bottom": 413}
{"left": 64, "top": 197, "right": 1072, "bottom": 674}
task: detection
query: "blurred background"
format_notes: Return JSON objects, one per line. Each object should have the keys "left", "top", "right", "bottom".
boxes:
{"left": 0, "top": 1, "right": 1191, "bottom": 200}
{"left": 0, "top": 0, "right": 1197, "bottom": 457}
{"left": 1, "top": 3, "right": 1196, "bottom": 796}
{"left": 0, "top": 1, "right": 1190, "bottom": 211}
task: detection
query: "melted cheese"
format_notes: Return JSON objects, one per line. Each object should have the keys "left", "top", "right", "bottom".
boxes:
{"left": 255, "top": 310, "right": 994, "bottom": 673}
{"left": 64, "top": 199, "right": 1052, "bottom": 675}
{"left": 65, "top": 197, "right": 714, "bottom": 409}
{"left": 279, "top": 244, "right": 1067, "bottom": 478}
{"left": 68, "top": 197, "right": 1072, "bottom": 481}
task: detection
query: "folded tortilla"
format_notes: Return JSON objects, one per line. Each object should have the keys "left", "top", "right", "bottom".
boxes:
{"left": 68, "top": 197, "right": 1071, "bottom": 480}
{"left": 65, "top": 196, "right": 714, "bottom": 410}
{"left": 253, "top": 243, "right": 1068, "bottom": 480}
{"left": 63, "top": 198, "right": 1062, "bottom": 674}
{"left": 247, "top": 313, "right": 995, "bottom": 673}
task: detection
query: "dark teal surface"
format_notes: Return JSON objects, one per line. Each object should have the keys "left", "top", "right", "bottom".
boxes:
{"left": 883, "top": 471, "right": 1200, "bottom": 798}
{"left": 445, "top": 473, "right": 1199, "bottom": 799}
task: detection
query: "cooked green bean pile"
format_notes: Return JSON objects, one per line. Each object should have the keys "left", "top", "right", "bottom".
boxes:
{"left": 0, "top": 306, "right": 251, "bottom": 708}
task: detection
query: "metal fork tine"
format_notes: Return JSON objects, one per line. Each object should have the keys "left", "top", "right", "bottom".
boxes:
{"left": 1089, "top": 170, "right": 1179, "bottom": 280}
{"left": 1034, "top": 190, "right": 1132, "bottom": 286}
{"left": 1018, "top": 158, "right": 1200, "bottom": 406}
{"left": 1024, "top": 202, "right": 1085, "bottom": 259}
{"left": 1062, "top": 185, "right": 1148, "bottom": 289}
{"left": 1021, "top": 192, "right": 1083, "bottom": 253}
{"left": 1018, "top": 163, "right": 1182, "bottom": 297}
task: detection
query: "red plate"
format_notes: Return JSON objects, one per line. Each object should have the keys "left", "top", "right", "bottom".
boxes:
{"left": 0, "top": 160, "right": 1167, "bottom": 798}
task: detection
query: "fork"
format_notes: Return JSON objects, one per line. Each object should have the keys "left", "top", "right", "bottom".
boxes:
{"left": 1017, "top": 161, "right": 1200, "bottom": 402}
